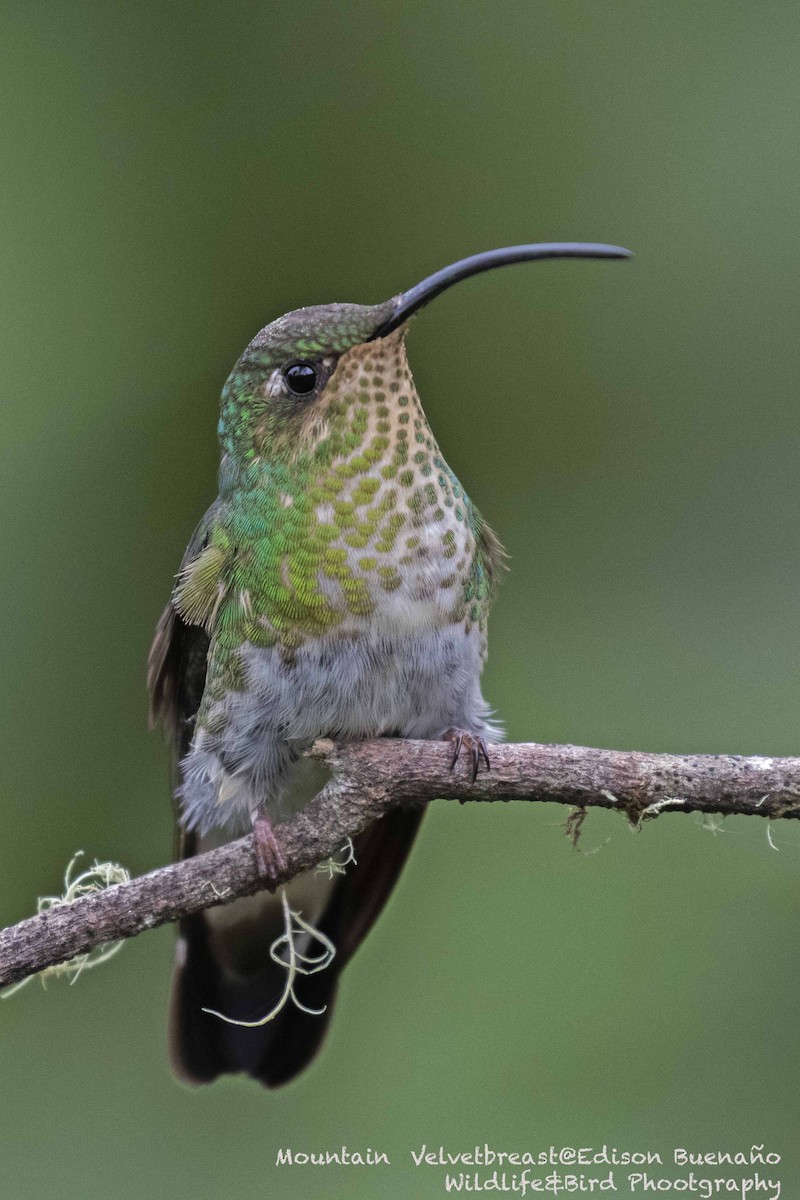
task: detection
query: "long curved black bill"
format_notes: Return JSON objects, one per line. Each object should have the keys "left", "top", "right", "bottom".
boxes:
{"left": 370, "top": 242, "right": 632, "bottom": 340}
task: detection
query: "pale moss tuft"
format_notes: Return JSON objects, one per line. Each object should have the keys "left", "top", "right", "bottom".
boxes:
{"left": 202, "top": 843, "right": 357, "bottom": 1028}
{"left": 315, "top": 837, "right": 357, "bottom": 879}
{"left": 202, "top": 889, "right": 336, "bottom": 1028}
{"left": 2, "top": 851, "right": 131, "bottom": 998}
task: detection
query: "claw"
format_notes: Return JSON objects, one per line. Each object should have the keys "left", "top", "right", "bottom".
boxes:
{"left": 442, "top": 728, "right": 491, "bottom": 789}
{"left": 470, "top": 741, "right": 480, "bottom": 783}
{"left": 448, "top": 732, "right": 463, "bottom": 770}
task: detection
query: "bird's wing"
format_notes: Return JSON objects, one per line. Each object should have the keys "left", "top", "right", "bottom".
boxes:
{"left": 147, "top": 500, "right": 221, "bottom": 850}
{"left": 147, "top": 500, "right": 222, "bottom": 738}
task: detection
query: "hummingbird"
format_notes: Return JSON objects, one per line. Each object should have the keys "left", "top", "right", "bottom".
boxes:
{"left": 148, "top": 242, "right": 630, "bottom": 1088}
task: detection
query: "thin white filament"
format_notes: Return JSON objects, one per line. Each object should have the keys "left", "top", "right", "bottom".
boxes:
{"left": 202, "top": 888, "right": 336, "bottom": 1028}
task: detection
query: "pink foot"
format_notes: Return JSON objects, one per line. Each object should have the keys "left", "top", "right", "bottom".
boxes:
{"left": 252, "top": 812, "right": 287, "bottom": 889}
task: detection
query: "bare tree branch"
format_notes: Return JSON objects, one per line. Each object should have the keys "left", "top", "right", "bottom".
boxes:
{"left": 2, "top": 737, "right": 799, "bottom": 990}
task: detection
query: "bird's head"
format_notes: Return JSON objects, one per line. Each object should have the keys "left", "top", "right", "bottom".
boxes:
{"left": 218, "top": 243, "right": 632, "bottom": 474}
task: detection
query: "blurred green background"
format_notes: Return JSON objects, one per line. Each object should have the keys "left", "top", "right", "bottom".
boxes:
{"left": 1, "top": 1, "right": 799, "bottom": 1196}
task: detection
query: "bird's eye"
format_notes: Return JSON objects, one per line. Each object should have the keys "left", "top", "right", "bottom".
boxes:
{"left": 283, "top": 361, "right": 318, "bottom": 396}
